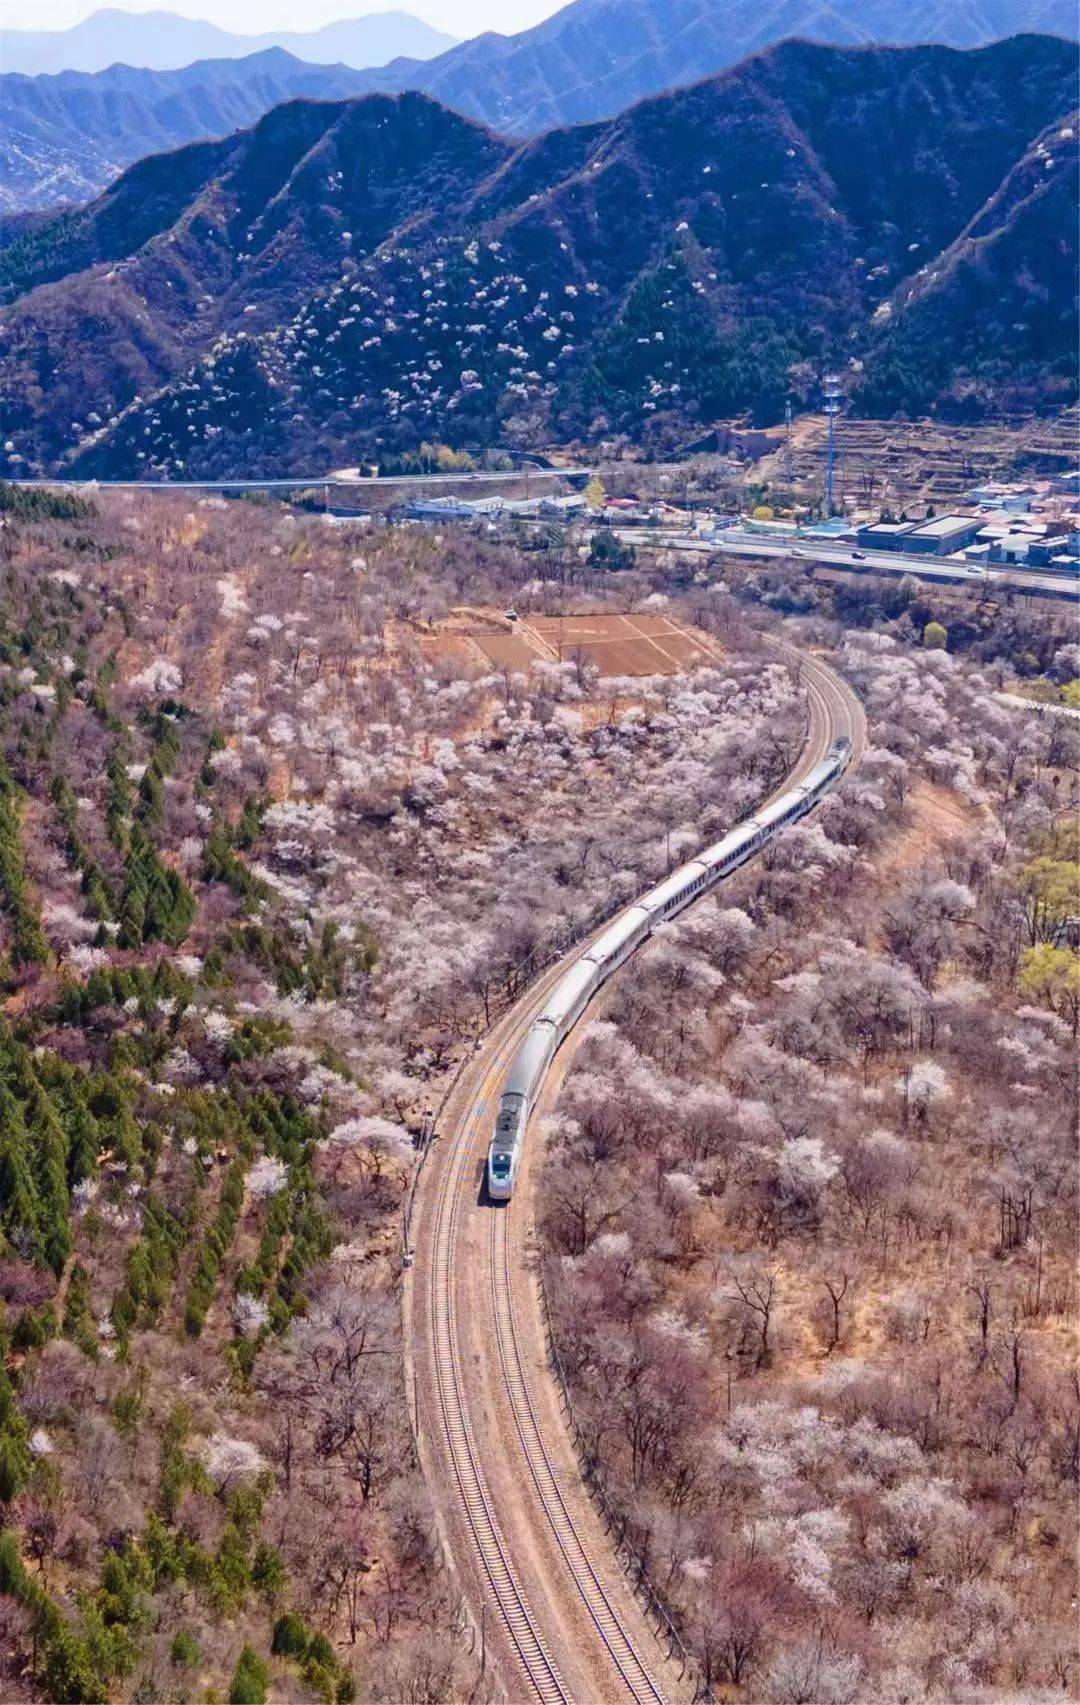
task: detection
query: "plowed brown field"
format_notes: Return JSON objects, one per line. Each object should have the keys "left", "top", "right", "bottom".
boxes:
{"left": 483, "top": 610, "right": 714, "bottom": 676}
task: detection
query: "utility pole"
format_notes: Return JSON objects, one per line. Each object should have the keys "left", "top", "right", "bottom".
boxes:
{"left": 822, "top": 375, "right": 841, "bottom": 516}
{"left": 783, "top": 397, "right": 793, "bottom": 485}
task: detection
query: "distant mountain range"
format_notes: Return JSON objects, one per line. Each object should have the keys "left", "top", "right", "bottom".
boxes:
{"left": 0, "top": 8, "right": 455, "bottom": 75}
{"left": 0, "top": 35, "right": 1075, "bottom": 479}
{"left": 0, "top": 51, "right": 378, "bottom": 211}
{"left": 351, "top": 0, "right": 1080, "bottom": 137}
{"left": 3, "top": 0, "right": 1077, "bottom": 211}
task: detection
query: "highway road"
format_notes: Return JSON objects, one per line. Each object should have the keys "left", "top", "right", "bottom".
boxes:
{"left": 620, "top": 528, "right": 1079, "bottom": 601}
{"left": 403, "top": 635, "right": 866, "bottom": 1703}
{"left": 12, "top": 474, "right": 1073, "bottom": 602}
{"left": 10, "top": 468, "right": 591, "bottom": 493}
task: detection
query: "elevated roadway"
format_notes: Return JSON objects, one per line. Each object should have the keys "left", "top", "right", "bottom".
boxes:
{"left": 620, "top": 528, "right": 1079, "bottom": 602}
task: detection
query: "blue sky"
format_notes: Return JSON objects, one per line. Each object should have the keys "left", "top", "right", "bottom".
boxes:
{"left": 0, "top": 0, "right": 566, "bottom": 37}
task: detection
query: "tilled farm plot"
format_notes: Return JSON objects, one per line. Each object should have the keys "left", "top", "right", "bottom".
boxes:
{"left": 523, "top": 611, "right": 713, "bottom": 675}
{"left": 468, "top": 630, "right": 546, "bottom": 671}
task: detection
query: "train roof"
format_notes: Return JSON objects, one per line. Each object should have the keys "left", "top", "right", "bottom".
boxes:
{"left": 799, "top": 752, "right": 842, "bottom": 795}
{"left": 584, "top": 905, "right": 651, "bottom": 966}
{"left": 502, "top": 1022, "right": 556, "bottom": 1102}
{"left": 754, "top": 785, "right": 809, "bottom": 831}
{"left": 697, "top": 817, "right": 761, "bottom": 869}
{"left": 538, "top": 958, "right": 599, "bottom": 1029}
{"left": 640, "top": 861, "right": 708, "bottom": 914}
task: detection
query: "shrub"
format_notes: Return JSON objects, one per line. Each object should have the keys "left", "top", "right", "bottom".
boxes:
{"left": 307, "top": 1633, "right": 336, "bottom": 1670}
{"left": 11, "top": 1304, "right": 58, "bottom": 1352}
{"left": 0, "top": 1428, "right": 33, "bottom": 1502}
{"left": 170, "top": 1629, "right": 200, "bottom": 1667}
{"left": 0, "top": 761, "right": 52, "bottom": 966}
{"left": 251, "top": 1542, "right": 287, "bottom": 1598}
{"left": 183, "top": 1158, "right": 246, "bottom": 1337}
{"left": 118, "top": 827, "right": 196, "bottom": 949}
{"left": 271, "top": 1611, "right": 310, "bottom": 1659}
{"left": 228, "top": 1644, "right": 269, "bottom": 1705}
{"left": 0, "top": 482, "right": 94, "bottom": 521}
{"left": 39, "top": 1625, "right": 103, "bottom": 1703}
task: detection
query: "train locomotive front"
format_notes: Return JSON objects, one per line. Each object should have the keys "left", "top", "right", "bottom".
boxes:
{"left": 486, "top": 1021, "right": 556, "bottom": 1200}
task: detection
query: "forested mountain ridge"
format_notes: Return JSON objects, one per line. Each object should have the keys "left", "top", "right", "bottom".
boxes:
{"left": 0, "top": 34, "right": 1075, "bottom": 479}
{"left": 338, "top": 0, "right": 1079, "bottom": 139}
{"left": 863, "top": 111, "right": 1080, "bottom": 416}
{"left": 3, "top": 0, "right": 1075, "bottom": 213}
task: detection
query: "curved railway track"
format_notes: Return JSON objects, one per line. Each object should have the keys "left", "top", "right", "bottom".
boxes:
{"left": 429, "top": 1023, "right": 570, "bottom": 1704}
{"left": 405, "top": 641, "right": 866, "bottom": 1702}
{"left": 490, "top": 1207, "right": 668, "bottom": 1703}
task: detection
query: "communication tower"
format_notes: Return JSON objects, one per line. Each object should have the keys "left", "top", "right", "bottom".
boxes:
{"left": 822, "top": 374, "right": 842, "bottom": 514}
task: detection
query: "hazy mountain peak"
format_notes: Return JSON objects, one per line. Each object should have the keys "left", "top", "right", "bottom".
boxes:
{"left": 4, "top": 0, "right": 1076, "bottom": 214}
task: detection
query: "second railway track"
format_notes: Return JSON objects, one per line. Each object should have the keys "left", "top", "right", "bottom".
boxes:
{"left": 490, "top": 1206, "right": 669, "bottom": 1703}
{"left": 430, "top": 1025, "right": 570, "bottom": 1703}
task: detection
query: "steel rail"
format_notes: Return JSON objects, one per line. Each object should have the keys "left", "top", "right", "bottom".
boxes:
{"left": 491, "top": 1206, "right": 670, "bottom": 1702}
{"left": 428, "top": 1023, "right": 571, "bottom": 1703}
{"left": 414, "top": 639, "right": 865, "bottom": 1703}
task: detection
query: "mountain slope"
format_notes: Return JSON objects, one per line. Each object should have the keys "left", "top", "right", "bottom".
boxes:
{"left": 351, "top": 0, "right": 1079, "bottom": 138}
{"left": 866, "top": 113, "right": 1080, "bottom": 416}
{"left": 0, "top": 51, "right": 385, "bottom": 214}
{"left": 0, "top": 8, "right": 456, "bottom": 76}
{"left": 0, "top": 35, "right": 1074, "bottom": 478}
{"left": 3, "top": 0, "right": 1077, "bottom": 213}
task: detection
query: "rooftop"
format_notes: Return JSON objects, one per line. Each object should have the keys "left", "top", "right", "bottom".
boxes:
{"left": 907, "top": 514, "right": 981, "bottom": 538}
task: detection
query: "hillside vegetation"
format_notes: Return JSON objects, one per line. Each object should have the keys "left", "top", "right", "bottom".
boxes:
{"left": 0, "top": 35, "right": 1075, "bottom": 480}
{"left": 543, "top": 622, "right": 1080, "bottom": 1700}
{"left": 0, "top": 53, "right": 381, "bottom": 214}
{"left": 0, "top": 485, "right": 846, "bottom": 1701}
{"left": 3, "top": 0, "right": 1075, "bottom": 212}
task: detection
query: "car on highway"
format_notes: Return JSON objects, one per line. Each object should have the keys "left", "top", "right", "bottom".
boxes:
{"left": 851, "top": 550, "right": 867, "bottom": 560}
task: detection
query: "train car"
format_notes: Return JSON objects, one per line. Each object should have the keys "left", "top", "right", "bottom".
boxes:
{"left": 537, "top": 958, "right": 601, "bottom": 1042}
{"left": 696, "top": 817, "right": 763, "bottom": 879}
{"left": 487, "top": 1020, "right": 557, "bottom": 1200}
{"left": 638, "top": 859, "right": 711, "bottom": 921}
{"left": 751, "top": 785, "right": 811, "bottom": 835}
{"left": 487, "top": 730, "right": 855, "bottom": 1199}
{"left": 582, "top": 906, "right": 652, "bottom": 975}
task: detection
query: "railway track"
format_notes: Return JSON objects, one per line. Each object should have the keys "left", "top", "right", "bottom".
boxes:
{"left": 490, "top": 1206, "right": 669, "bottom": 1703}
{"left": 429, "top": 1032, "right": 570, "bottom": 1702}
{"left": 407, "top": 642, "right": 865, "bottom": 1703}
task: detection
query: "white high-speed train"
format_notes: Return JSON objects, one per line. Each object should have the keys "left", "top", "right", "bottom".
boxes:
{"left": 486, "top": 736, "right": 853, "bottom": 1200}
